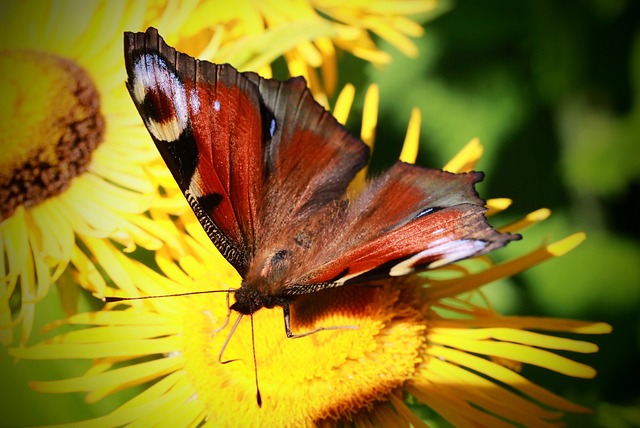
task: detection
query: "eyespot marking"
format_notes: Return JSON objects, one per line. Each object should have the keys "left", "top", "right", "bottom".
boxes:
{"left": 131, "top": 53, "right": 189, "bottom": 142}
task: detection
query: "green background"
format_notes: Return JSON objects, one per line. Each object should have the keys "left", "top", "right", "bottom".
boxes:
{"left": 359, "top": 1, "right": 640, "bottom": 426}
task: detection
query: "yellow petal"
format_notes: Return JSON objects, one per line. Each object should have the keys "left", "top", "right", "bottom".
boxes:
{"left": 485, "top": 198, "right": 512, "bottom": 216}
{"left": 427, "top": 233, "right": 587, "bottom": 300}
{"left": 427, "top": 345, "right": 590, "bottom": 413}
{"left": 399, "top": 108, "right": 421, "bottom": 164}
{"left": 360, "top": 83, "right": 380, "bottom": 149}
{"left": 11, "top": 336, "right": 181, "bottom": 359}
{"left": 431, "top": 327, "right": 600, "bottom": 353}
{"left": 332, "top": 83, "right": 355, "bottom": 125}
{"left": 32, "top": 357, "right": 181, "bottom": 394}
{"left": 443, "top": 138, "right": 483, "bottom": 173}
{"left": 500, "top": 208, "right": 552, "bottom": 233}
{"left": 428, "top": 332, "right": 596, "bottom": 378}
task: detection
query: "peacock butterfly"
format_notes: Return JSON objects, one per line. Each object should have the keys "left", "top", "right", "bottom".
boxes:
{"left": 120, "top": 27, "right": 520, "bottom": 405}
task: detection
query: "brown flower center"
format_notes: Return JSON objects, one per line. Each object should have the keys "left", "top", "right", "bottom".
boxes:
{"left": 0, "top": 51, "right": 104, "bottom": 221}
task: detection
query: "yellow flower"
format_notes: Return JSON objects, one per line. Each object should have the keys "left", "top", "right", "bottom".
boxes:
{"left": 177, "top": 0, "right": 440, "bottom": 98}
{"left": 9, "top": 86, "right": 611, "bottom": 427}
{"left": 0, "top": 0, "right": 212, "bottom": 345}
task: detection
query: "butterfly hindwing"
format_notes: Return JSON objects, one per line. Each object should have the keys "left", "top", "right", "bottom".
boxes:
{"left": 281, "top": 163, "right": 520, "bottom": 294}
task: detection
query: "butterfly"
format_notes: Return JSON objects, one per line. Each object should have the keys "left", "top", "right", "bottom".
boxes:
{"left": 122, "top": 27, "right": 520, "bottom": 404}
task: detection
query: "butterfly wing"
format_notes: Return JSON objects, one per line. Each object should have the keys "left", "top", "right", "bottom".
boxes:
{"left": 125, "top": 28, "right": 262, "bottom": 273}
{"left": 124, "top": 28, "right": 369, "bottom": 276}
{"left": 281, "top": 162, "right": 520, "bottom": 294}
{"left": 242, "top": 74, "right": 370, "bottom": 251}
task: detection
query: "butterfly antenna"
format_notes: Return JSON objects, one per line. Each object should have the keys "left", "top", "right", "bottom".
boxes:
{"left": 250, "top": 313, "right": 262, "bottom": 407}
{"left": 102, "top": 289, "right": 236, "bottom": 302}
{"left": 217, "top": 313, "right": 262, "bottom": 407}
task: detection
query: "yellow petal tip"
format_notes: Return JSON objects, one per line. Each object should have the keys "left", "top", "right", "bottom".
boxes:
{"left": 333, "top": 84, "right": 356, "bottom": 125}
{"left": 443, "top": 138, "right": 483, "bottom": 172}
{"left": 527, "top": 208, "right": 552, "bottom": 222}
{"left": 547, "top": 232, "right": 587, "bottom": 257}
{"left": 582, "top": 322, "right": 613, "bottom": 334}
{"left": 485, "top": 198, "right": 513, "bottom": 217}
{"left": 399, "top": 108, "right": 421, "bottom": 164}
{"left": 486, "top": 198, "right": 512, "bottom": 210}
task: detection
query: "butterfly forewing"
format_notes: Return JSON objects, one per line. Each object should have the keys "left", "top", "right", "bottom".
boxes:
{"left": 125, "top": 28, "right": 268, "bottom": 274}
{"left": 239, "top": 74, "right": 370, "bottom": 255}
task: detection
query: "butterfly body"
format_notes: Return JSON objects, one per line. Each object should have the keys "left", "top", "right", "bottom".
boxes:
{"left": 124, "top": 27, "right": 519, "bottom": 324}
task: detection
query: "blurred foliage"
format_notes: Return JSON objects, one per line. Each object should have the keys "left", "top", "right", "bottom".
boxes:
{"left": 356, "top": 0, "right": 640, "bottom": 426}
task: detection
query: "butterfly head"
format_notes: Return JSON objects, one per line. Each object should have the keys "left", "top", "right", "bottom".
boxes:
{"left": 230, "top": 284, "right": 293, "bottom": 315}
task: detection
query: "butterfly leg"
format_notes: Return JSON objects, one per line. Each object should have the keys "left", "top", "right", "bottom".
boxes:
{"left": 210, "top": 292, "right": 232, "bottom": 336}
{"left": 282, "top": 303, "right": 358, "bottom": 339}
{"left": 219, "top": 313, "right": 243, "bottom": 364}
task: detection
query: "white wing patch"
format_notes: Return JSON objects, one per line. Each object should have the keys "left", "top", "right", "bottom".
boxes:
{"left": 333, "top": 270, "right": 370, "bottom": 286}
{"left": 389, "top": 239, "right": 488, "bottom": 276}
{"left": 190, "top": 88, "right": 200, "bottom": 113}
{"left": 131, "top": 53, "right": 189, "bottom": 142}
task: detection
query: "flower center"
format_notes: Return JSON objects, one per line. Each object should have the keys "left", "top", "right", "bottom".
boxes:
{"left": 180, "top": 281, "right": 427, "bottom": 426}
{"left": 0, "top": 51, "right": 104, "bottom": 221}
